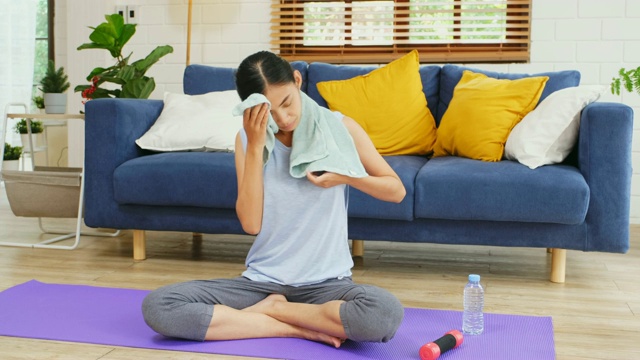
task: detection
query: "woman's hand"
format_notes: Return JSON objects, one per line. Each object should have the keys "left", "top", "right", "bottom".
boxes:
{"left": 306, "top": 171, "right": 349, "bottom": 188}
{"left": 243, "top": 103, "right": 269, "bottom": 151}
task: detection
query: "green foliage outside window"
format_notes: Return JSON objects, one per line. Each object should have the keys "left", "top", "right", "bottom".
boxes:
{"left": 33, "top": 0, "right": 50, "bottom": 106}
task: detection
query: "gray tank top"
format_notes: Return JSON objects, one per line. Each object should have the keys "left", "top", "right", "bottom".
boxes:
{"left": 239, "top": 121, "right": 354, "bottom": 286}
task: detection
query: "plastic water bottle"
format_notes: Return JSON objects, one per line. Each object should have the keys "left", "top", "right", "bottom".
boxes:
{"left": 462, "top": 274, "right": 484, "bottom": 335}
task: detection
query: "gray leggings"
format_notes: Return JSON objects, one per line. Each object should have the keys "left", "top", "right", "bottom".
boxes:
{"left": 142, "top": 276, "right": 404, "bottom": 343}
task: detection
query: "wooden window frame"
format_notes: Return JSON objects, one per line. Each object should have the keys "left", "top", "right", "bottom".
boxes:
{"left": 271, "top": 0, "right": 531, "bottom": 64}
{"left": 48, "top": 0, "right": 55, "bottom": 61}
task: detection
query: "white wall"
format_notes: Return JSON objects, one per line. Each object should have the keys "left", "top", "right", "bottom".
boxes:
{"left": 57, "top": 0, "right": 640, "bottom": 222}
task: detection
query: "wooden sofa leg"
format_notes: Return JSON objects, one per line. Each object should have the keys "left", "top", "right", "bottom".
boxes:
{"left": 352, "top": 240, "right": 364, "bottom": 257}
{"left": 133, "top": 230, "right": 146, "bottom": 260}
{"left": 192, "top": 232, "right": 203, "bottom": 249}
{"left": 550, "top": 248, "right": 566, "bottom": 283}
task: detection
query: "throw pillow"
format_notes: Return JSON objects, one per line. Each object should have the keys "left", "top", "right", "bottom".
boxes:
{"left": 504, "top": 85, "right": 605, "bottom": 169}
{"left": 316, "top": 50, "right": 437, "bottom": 155}
{"left": 433, "top": 70, "right": 549, "bottom": 162}
{"left": 136, "top": 90, "right": 242, "bottom": 152}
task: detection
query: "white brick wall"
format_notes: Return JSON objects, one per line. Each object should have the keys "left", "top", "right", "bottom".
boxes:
{"left": 57, "top": 0, "right": 640, "bottom": 223}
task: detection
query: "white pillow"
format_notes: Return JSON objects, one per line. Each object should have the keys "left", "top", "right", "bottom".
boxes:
{"left": 136, "top": 90, "right": 242, "bottom": 152}
{"left": 504, "top": 85, "right": 605, "bottom": 169}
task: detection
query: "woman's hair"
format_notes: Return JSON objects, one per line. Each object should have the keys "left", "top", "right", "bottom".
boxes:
{"left": 235, "top": 51, "right": 295, "bottom": 101}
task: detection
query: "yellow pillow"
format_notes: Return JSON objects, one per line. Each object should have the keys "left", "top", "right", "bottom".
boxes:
{"left": 433, "top": 70, "right": 549, "bottom": 162}
{"left": 317, "top": 50, "right": 437, "bottom": 155}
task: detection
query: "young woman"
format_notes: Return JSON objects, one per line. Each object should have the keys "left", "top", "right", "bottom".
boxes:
{"left": 142, "top": 51, "right": 406, "bottom": 348}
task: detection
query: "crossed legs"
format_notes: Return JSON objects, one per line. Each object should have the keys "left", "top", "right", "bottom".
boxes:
{"left": 142, "top": 276, "right": 403, "bottom": 346}
{"left": 207, "top": 295, "right": 345, "bottom": 347}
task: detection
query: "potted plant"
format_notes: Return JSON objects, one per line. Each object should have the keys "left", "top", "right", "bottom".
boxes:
{"left": 75, "top": 13, "right": 173, "bottom": 101}
{"left": 39, "top": 60, "right": 71, "bottom": 114}
{"left": 611, "top": 66, "right": 640, "bottom": 96}
{"left": 32, "top": 95, "right": 45, "bottom": 113}
{"left": 14, "top": 118, "right": 44, "bottom": 149}
{"left": 3, "top": 143, "right": 22, "bottom": 171}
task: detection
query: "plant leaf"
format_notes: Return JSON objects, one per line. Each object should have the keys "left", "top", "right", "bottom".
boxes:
{"left": 85, "top": 67, "right": 108, "bottom": 81}
{"left": 611, "top": 78, "right": 620, "bottom": 95}
{"left": 633, "top": 66, "right": 640, "bottom": 94}
{"left": 90, "top": 87, "right": 119, "bottom": 99}
{"left": 116, "top": 24, "right": 136, "bottom": 49}
{"left": 131, "top": 45, "right": 174, "bottom": 75}
{"left": 117, "top": 65, "right": 137, "bottom": 82}
{"left": 74, "top": 84, "right": 91, "bottom": 93}
{"left": 99, "top": 76, "right": 127, "bottom": 85}
{"left": 89, "top": 23, "right": 117, "bottom": 46}
{"left": 121, "top": 77, "right": 155, "bottom": 99}
{"left": 105, "top": 13, "right": 125, "bottom": 39}
{"left": 77, "top": 42, "right": 112, "bottom": 51}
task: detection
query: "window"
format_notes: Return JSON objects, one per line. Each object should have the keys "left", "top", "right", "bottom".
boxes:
{"left": 271, "top": 0, "right": 531, "bottom": 64}
{"left": 33, "top": 0, "right": 54, "bottom": 96}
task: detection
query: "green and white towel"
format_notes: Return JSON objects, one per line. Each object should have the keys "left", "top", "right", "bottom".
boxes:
{"left": 232, "top": 91, "right": 368, "bottom": 179}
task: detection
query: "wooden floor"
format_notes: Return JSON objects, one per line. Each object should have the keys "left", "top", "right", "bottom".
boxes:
{"left": 0, "top": 186, "right": 638, "bottom": 360}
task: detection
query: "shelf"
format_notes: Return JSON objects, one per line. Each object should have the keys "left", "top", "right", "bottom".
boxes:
{"left": 6, "top": 113, "right": 85, "bottom": 121}
{"left": 1, "top": 105, "right": 120, "bottom": 250}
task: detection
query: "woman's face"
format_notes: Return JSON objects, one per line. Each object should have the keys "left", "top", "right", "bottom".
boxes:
{"left": 264, "top": 70, "right": 303, "bottom": 133}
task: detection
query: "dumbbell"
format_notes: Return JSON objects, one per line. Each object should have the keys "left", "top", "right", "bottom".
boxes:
{"left": 419, "top": 330, "right": 464, "bottom": 360}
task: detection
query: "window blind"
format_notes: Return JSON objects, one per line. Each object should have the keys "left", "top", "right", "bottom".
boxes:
{"left": 271, "top": 0, "right": 531, "bottom": 64}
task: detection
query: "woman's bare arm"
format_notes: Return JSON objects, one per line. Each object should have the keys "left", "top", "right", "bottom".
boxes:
{"left": 235, "top": 103, "right": 270, "bottom": 235}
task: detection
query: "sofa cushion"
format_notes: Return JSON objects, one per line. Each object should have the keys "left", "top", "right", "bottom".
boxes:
{"left": 414, "top": 157, "right": 590, "bottom": 224}
{"left": 114, "top": 152, "right": 237, "bottom": 209}
{"left": 316, "top": 50, "right": 437, "bottom": 156}
{"left": 135, "top": 90, "right": 242, "bottom": 152}
{"left": 307, "top": 61, "right": 441, "bottom": 118}
{"left": 504, "top": 85, "right": 605, "bottom": 169}
{"left": 348, "top": 155, "right": 428, "bottom": 221}
{"left": 433, "top": 70, "right": 548, "bottom": 162}
{"left": 183, "top": 61, "right": 309, "bottom": 95}
{"left": 436, "top": 64, "right": 581, "bottom": 125}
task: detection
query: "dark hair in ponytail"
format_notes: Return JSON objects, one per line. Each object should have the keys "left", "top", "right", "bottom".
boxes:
{"left": 235, "top": 51, "right": 295, "bottom": 101}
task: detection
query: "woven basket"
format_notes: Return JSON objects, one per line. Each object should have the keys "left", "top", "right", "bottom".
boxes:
{"left": 2, "top": 167, "right": 82, "bottom": 218}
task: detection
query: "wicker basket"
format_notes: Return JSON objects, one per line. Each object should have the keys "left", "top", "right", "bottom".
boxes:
{"left": 2, "top": 166, "right": 82, "bottom": 218}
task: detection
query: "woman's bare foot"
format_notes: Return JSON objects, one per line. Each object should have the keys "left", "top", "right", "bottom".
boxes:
{"left": 243, "top": 294, "right": 344, "bottom": 348}
{"left": 296, "top": 326, "right": 344, "bottom": 348}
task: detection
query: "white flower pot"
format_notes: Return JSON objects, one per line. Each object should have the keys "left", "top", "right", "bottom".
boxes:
{"left": 44, "top": 93, "right": 67, "bottom": 114}
{"left": 20, "top": 133, "right": 43, "bottom": 148}
{"left": 2, "top": 160, "right": 20, "bottom": 171}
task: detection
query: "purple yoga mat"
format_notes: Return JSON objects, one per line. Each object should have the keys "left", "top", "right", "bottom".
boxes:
{"left": 0, "top": 280, "right": 555, "bottom": 360}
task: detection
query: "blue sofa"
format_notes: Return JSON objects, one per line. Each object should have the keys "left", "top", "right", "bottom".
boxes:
{"left": 84, "top": 62, "right": 634, "bottom": 283}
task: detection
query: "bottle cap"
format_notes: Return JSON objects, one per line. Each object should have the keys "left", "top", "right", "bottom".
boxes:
{"left": 469, "top": 274, "right": 480, "bottom": 282}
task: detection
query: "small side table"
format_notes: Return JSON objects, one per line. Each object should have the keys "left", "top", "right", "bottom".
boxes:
{"left": 1, "top": 103, "right": 121, "bottom": 250}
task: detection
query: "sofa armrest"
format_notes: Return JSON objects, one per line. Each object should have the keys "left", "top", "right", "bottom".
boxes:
{"left": 578, "top": 102, "right": 634, "bottom": 252}
{"left": 84, "top": 98, "right": 163, "bottom": 228}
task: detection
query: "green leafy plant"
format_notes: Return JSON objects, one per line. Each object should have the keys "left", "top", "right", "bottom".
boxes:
{"left": 74, "top": 13, "right": 174, "bottom": 101}
{"left": 39, "top": 60, "right": 70, "bottom": 93}
{"left": 14, "top": 119, "right": 44, "bottom": 134}
{"left": 3, "top": 143, "right": 22, "bottom": 161}
{"left": 611, "top": 66, "right": 640, "bottom": 96}
{"left": 33, "top": 96, "right": 45, "bottom": 109}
